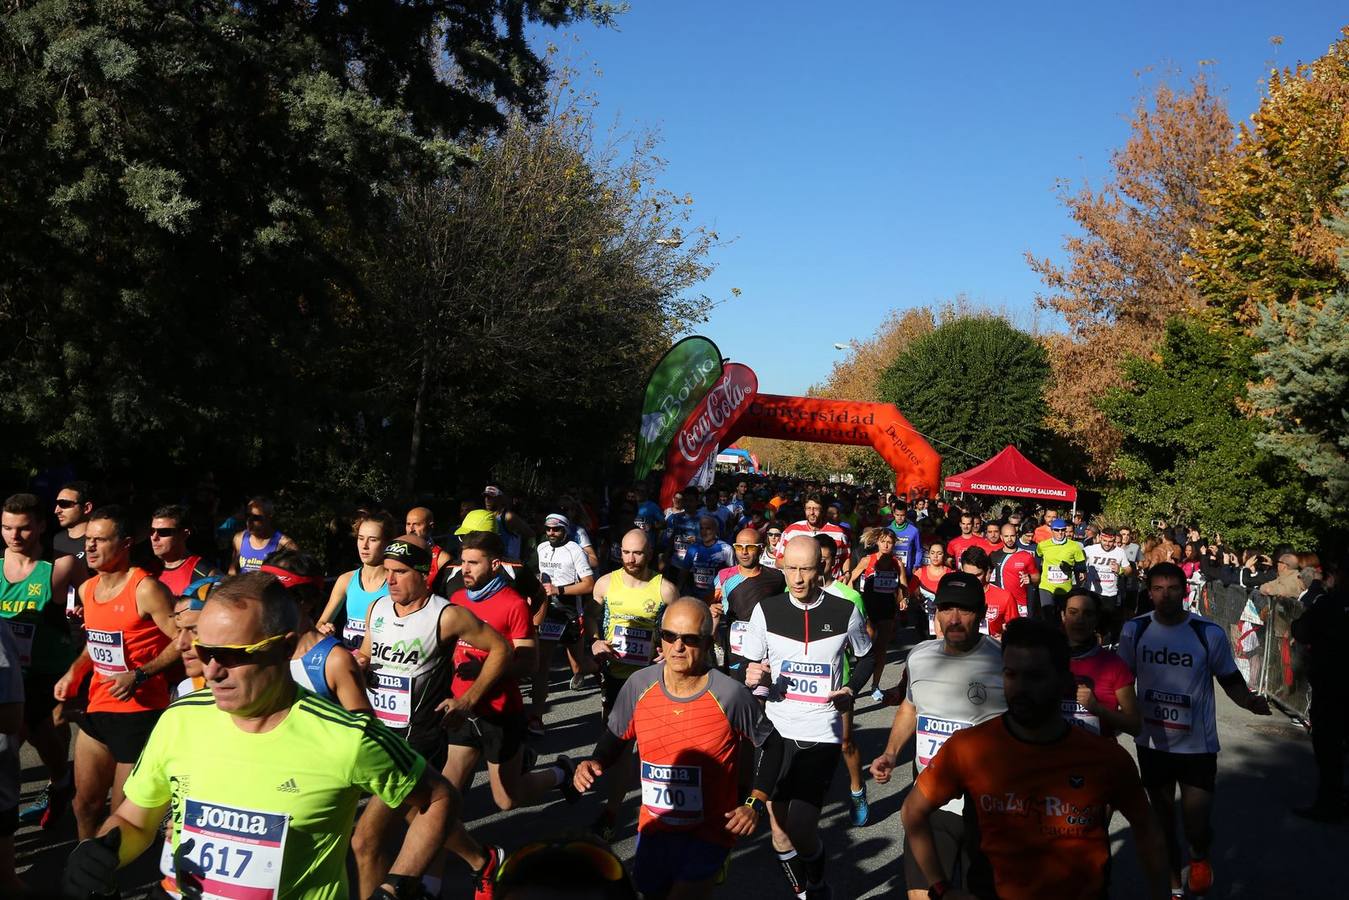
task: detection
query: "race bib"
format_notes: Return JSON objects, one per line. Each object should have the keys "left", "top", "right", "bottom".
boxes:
{"left": 368, "top": 672, "right": 412, "bottom": 728}
{"left": 342, "top": 617, "right": 366, "bottom": 650}
{"left": 1062, "top": 700, "right": 1101, "bottom": 735}
{"left": 640, "top": 761, "right": 703, "bottom": 824}
{"left": 6, "top": 621, "right": 35, "bottom": 668}
{"left": 1047, "top": 566, "right": 1069, "bottom": 584}
{"left": 87, "top": 629, "right": 128, "bottom": 674}
{"left": 611, "top": 625, "right": 653, "bottom": 663}
{"left": 1096, "top": 568, "right": 1118, "bottom": 591}
{"left": 872, "top": 570, "right": 900, "bottom": 592}
{"left": 780, "top": 660, "right": 832, "bottom": 703}
{"left": 692, "top": 566, "right": 715, "bottom": 590}
{"left": 538, "top": 619, "right": 567, "bottom": 641}
{"left": 1144, "top": 688, "right": 1192, "bottom": 733}
{"left": 728, "top": 620, "right": 749, "bottom": 656}
{"left": 179, "top": 798, "right": 289, "bottom": 900}
{"left": 915, "top": 715, "right": 971, "bottom": 769}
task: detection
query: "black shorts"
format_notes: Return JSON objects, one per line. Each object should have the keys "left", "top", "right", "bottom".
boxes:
{"left": 1136, "top": 747, "right": 1217, "bottom": 793}
{"left": 403, "top": 727, "right": 448, "bottom": 772}
{"left": 445, "top": 711, "right": 528, "bottom": 765}
{"left": 82, "top": 709, "right": 163, "bottom": 764}
{"left": 771, "top": 740, "right": 842, "bottom": 808}
{"left": 863, "top": 591, "right": 897, "bottom": 623}
{"left": 901, "top": 808, "right": 995, "bottom": 896}
{"left": 23, "top": 671, "right": 61, "bottom": 730}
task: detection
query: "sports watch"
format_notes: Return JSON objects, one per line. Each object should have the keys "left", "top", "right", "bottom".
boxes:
{"left": 743, "top": 796, "right": 767, "bottom": 816}
{"left": 927, "top": 881, "right": 951, "bottom": 899}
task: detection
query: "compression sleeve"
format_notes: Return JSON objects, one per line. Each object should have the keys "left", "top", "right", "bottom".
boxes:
{"left": 590, "top": 729, "right": 631, "bottom": 769}
{"left": 845, "top": 654, "right": 876, "bottom": 695}
{"left": 751, "top": 727, "right": 785, "bottom": 797}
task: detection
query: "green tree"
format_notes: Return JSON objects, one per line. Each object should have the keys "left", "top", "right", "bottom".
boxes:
{"left": 1101, "top": 317, "right": 1315, "bottom": 547}
{"left": 0, "top": 0, "right": 617, "bottom": 487}
{"left": 1249, "top": 203, "right": 1349, "bottom": 519}
{"left": 876, "top": 316, "right": 1048, "bottom": 479}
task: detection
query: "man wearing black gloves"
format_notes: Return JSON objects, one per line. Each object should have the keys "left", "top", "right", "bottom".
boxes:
{"left": 574, "top": 597, "right": 783, "bottom": 900}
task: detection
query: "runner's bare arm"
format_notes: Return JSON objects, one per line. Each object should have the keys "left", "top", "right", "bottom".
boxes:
{"left": 899, "top": 783, "right": 965, "bottom": 897}
{"left": 847, "top": 556, "right": 868, "bottom": 587}
{"left": 1104, "top": 684, "right": 1142, "bottom": 736}
{"left": 1217, "top": 671, "right": 1271, "bottom": 715}
{"left": 356, "top": 601, "right": 376, "bottom": 665}
{"left": 278, "top": 535, "right": 299, "bottom": 552}
{"left": 51, "top": 553, "right": 76, "bottom": 604}
{"left": 870, "top": 698, "right": 917, "bottom": 782}
{"left": 316, "top": 571, "right": 353, "bottom": 632}
{"left": 100, "top": 797, "right": 171, "bottom": 867}
{"left": 228, "top": 531, "right": 243, "bottom": 575}
{"left": 324, "top": 644, "right": 375, "bottom": 713}
{"left": 659, "top": 576, "right": 679, "bottom": 607}
{"left": 56, "top": 646, "right": 92, "bottom": 700}
{"left": 133, "top": 576, "right": 182, "bottom": 677}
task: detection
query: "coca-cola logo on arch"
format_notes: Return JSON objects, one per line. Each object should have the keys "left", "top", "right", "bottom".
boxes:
{"left": 674, "top": 365, "right": 756, "bottom": 462}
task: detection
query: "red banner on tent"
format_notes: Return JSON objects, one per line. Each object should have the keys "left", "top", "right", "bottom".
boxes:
{"left": 660, "top": 363, "right": 758, "bottom": 506}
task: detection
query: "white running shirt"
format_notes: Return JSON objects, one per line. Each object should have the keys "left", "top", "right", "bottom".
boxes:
{"left": 1118, "top": 612, "right": 1237, "bottom": 754}
{"left": 1084, "top": 545, "right": 1129, "bottom": 600}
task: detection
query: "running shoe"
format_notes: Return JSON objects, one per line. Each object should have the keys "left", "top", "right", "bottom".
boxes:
{"left": 526, "top": 715, "right": 545, "bottom": 736}
{"left": 17, "top": 784, "right": 51, "bottom": 825}
{"left": 473, "top": 845, "right": 503, "bottom": 900}
{"left": 589, "top": 809, "right": 617, "bottom": 844}
{"left": 849, "top": 787, "right": 870, "bottom": 827}
{"left": 1186, "top": 858, "right": 1213, "bottom": 896}
{"left": 568, "top": 673, "right": 586, "bottom": 691}
{"left": 21, "top": 779, "right": 74, "bottom": 829}
{"left": 871, "top": 687, "right": 886, "bottom": 703}
{"left": 879, "top": 686, "right": 905, "bottom": 707}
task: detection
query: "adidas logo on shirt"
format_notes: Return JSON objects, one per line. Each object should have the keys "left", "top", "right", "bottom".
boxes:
{"left": 277, "top": 778, "right": 300, "bottom": 793}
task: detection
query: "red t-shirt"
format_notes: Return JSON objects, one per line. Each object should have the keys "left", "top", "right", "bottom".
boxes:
{"left": 946, "top": 534, "right": 984, "bottom": 564}
{"left": 448, "top": 584, "right": 534, "bottom": 716}
{"left": 982, "top": 583, "right": 1020, "bottom": 639}
{"left": 1065, "top": 645, "right": 1134, "bottom": 739}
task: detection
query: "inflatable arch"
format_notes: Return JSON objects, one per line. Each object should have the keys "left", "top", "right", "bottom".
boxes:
{"left": 721, "top": 394, "right": 941, "bottom": 502}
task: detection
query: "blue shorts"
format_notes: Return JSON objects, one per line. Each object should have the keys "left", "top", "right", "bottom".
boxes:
{"left": 634, "top": 830, "right": 731, "bottom": 895}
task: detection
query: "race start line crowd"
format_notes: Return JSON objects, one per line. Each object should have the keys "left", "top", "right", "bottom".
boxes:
{"left": 1, "top": 474, "right": 1345, "bottom": 900}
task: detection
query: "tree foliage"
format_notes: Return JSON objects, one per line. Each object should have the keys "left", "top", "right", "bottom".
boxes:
{"left": 1187, "top": 29, "right": 1349, "bottom": 323}
{"left": 876, "top": 316, "right": 1048, "bottom": 480}
{"left": 1101, "top": 317, "right": 1314, "bottom": 547}
{"left": 1028, "top": 74, "right": 1233, "bottom": 475}
{"left": 1248, "top": 201, "right": 1349, "bottom": 519}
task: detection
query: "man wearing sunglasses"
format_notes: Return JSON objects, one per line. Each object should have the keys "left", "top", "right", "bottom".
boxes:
{"left": 585, "top": 528, "right": 679, "bottom": 843}
{"left": 52, "top": 480, "right": 95, "bottom": 575}
{"left": 148, "top": 505, "right": 219, "bottom": 601}
{"left": 229, "top": 497, "right": 297, "bottom": 575}
{"left": 575, "top": 597, "right": 784, "bottom": 900}
{"left": 742, "top": 536, "right": 874, "bottom": 900}
{"left": 65, "top": 572, "right": 458, "bottom": 900}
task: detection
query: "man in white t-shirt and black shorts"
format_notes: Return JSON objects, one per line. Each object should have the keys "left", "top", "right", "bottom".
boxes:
{"left": 1084, "top": 527, "right": 1131, "bottom": 644}
{"left": 1119, "top": 562, "right": 1271, "bottom": 898}
{"left": 870, "top": 571, "right": 1006, "bottom": 899}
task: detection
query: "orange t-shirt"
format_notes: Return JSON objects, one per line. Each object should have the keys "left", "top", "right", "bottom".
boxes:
{"left": 1033, "top": 524, "right": 1053, "bottom": 543}
{"left": 82, "top": 568, "right": 173, "bottom": 713}
{"left": 915, "top": 716, "right": 1149, "bottom": 900}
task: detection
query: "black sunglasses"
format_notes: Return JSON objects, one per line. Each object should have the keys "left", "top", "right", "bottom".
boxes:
{"left": 659, "top": 629, "right": 705, "bottom": 646}
{"left": 151, "top": 527, "right": 180, "bottom": 538}
{"left": 55, "top": 499, "right": 80, "bottom": 509}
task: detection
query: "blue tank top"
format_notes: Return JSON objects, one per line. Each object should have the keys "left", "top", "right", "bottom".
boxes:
{"left": 341, "top": 568, "right": 390, "bottom": 649}
{"left": 237, "top": 531, "right": 285, "bottom": 572}
{"left": 288, "top": 634, "right": 341, "bottom": 701}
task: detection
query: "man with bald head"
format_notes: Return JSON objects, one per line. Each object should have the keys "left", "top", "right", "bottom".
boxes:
{"left": 716, "top": 526, "right": 786, "bottom": 683}
{"left": 742, "top": 536, "right": 874, "bottom": 899}
{"left": 575, "top": 598, "right": 783, "bottom": 900}
{"left": 404, "top": 507, "right": 452, "bottom": 584}
{"left": 583, "top": 528, "right": 679, "bottom": 841}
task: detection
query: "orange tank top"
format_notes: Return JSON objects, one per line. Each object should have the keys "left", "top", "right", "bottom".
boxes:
{"left": 82, "top": 568, "right": 172, "bottom": 713}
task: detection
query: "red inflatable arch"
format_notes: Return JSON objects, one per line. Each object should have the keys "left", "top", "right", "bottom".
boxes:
{"left": 722, "top": 393, "right": 942, "bottom": 501}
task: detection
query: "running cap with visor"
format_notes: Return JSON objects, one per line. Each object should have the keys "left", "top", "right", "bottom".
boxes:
{"left": 934, "top": 571, "right": 985, "bottom": 612}
{"left": 455, "top": 509, "right": 498, "bottom": 536}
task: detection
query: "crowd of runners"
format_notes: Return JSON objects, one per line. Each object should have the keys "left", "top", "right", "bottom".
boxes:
{"left": 1, "top": 475, "right": 1344, "bottom": 899}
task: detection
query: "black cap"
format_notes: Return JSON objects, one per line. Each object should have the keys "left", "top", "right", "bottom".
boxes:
{"left": 935, "top": 571, "right": 985, "bottom": 612}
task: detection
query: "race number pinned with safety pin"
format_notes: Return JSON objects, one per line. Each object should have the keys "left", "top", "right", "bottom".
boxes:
{"left": 86, "top": 628, "right": 128, "bottom": 674}
{"left": 178, "top": 798, "right": 290, "bottom": 900}
{"left": 368, "top": 672, "right": 412, "bottom": 728}
{"left": 640, "top": 761, "right": 704, "bottom": 825}
{"left": 780, "top": 660, "right": 832, "bottom": 703}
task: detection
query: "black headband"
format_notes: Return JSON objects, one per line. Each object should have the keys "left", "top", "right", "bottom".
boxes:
{"left": 384, "top": 540, "right": 431, "bottom": 574}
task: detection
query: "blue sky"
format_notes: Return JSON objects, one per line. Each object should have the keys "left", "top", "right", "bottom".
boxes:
{"left": 555, "top": 3, "right": 1345, "bottom": 394}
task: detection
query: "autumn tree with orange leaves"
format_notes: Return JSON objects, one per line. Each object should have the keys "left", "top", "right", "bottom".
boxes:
{"left": 1027, "top": 73, "right": 1233, "bottom": 476}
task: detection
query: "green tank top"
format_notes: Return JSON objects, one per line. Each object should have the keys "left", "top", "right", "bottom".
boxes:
{"left": 0, "top": 559, "right": 75, "bottom": 674}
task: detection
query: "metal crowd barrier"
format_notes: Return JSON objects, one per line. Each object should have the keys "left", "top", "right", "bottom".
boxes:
{"left": 1197, "top": 579, "right": 1311, "bottom": 729}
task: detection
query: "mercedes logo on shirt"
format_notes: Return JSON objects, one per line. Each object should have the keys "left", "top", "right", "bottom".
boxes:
{"left": 967, "top": 682, "right": 988, "bottom": 705}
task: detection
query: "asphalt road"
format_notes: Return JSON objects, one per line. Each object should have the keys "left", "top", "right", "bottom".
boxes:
{"left": 16, "top": 631, "right": 1343, "bottom": 898}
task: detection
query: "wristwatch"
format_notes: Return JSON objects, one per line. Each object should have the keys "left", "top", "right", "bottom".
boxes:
{"left": 743, "top": 796, "right": 767, "bottom": 816}
{"left": 927, "top": 881, "right": 951, "bottom": 899}
{"left": 132, "top": 667, "right": 149, "bottom": 686}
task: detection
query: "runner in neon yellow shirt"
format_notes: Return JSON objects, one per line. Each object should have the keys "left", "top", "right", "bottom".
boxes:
{"left": 1036, "top": 517, "right": 1086, "bottom": 627}
{"left": 63, "top": 573, "right": 459, "bottom": 900}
